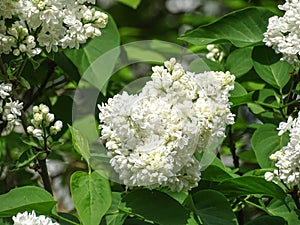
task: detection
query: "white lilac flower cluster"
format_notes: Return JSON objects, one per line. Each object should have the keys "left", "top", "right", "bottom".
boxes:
{"left": 27, "top": 104, "right": 63, "bottom": 138}
{"left": 265, "top": 112, "right": 300, "bottom": 185}
{"left": 13, "top": 210, "right": 59, "bottom": 225}
{"left": 0, "top": 82, "right": 23, "bottom": 136}
{"left": 0, "top": 0, "right": 108, "bottom": 57}
{"left": 263, "top": 0, "right": 300, "bottom": 65}
{"left": 206, "top": 44, "right": 225, "bottom": 62}
{"left": 98, "top": 58, "right": 235, "bottom": 191}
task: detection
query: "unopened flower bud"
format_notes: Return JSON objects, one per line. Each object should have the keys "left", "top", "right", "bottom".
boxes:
{"left": 27, "top": 125, "right": 34, "bottom": 134}
{"left": 32, "top": 128, "right": 43, "bottom": 137}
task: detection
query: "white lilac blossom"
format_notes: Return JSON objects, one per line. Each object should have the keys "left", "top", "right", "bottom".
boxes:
{"left": 12, "top": 210, "right": 59, "bottom": 225}
{"left": 206, "top": 44, "right": 225, "bottom": 62}
{"left": 266, "top": 112, "right": 300, "bottom": 185}
{"left": 0, "top": 83, "right": 23, "bottom": 136}
{"left": 27, "top": 104, "right": 63, "bottom": 138}
{"left": 98, "top": 58, "right": 235, "bottom": 191}
{"left": 0, "top": 0, "right": 108, "bottom": 57}
{"left": 263, "top": 0, "right": 300, "bottom": 64}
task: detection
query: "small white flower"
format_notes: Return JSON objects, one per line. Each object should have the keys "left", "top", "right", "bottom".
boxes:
{"left": 12, "top": 210, "right": 59, "bottom": 225}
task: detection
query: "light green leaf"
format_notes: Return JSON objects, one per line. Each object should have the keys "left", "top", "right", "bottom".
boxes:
{"left": 70, "top": 171, "right": 112, "bottom": 225}
{"left": 193, "top": 190, "right": 238, "bottom": 225}
{"left": 122, "top": 189, "right": 190, "bottom": 225}
{"left": 252, "top": 46, "right": 292, "bottom": 90}
{"left": 226, "top": 47, "right": 253, "bottom": 77}
{"left": 180, "top": 7, "right": 274, "bottom": 47}
{"left": 252, "top": 123, "right": 289, "bottom": 168}
{"left": 117, "top": 0, "right": 141, "bottom": 9}
{"left": 216, "top": 176, "right": 286, "bottom": 201}
{"left": 68, "top": 125, "right": 90, "bottom": 165}
{"left": 0, "top": 186, "right": 56, "bottom": 217}
{"left": 189, "top": 58, "right": 224, "bottom": 73}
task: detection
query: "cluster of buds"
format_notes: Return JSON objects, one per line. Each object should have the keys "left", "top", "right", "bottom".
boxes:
{"left": 27, "top": 104, "right": 63, "bottom": 138}
{"left": 206, "top": 44, "right": 225, "bottom": 62}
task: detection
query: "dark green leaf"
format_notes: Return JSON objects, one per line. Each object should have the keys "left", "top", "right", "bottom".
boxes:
{"left": 230, "top": 92, "right": 254, "bottom": 106}
{"left": 193, "top": 190, "right": 238, "bottom": 225}
{"left": 180, "top": 7, "right": 274, "bottom": 47}
{"left": 230, "top": 82, "right": 247, "bottom": 97}
{"left": 70, "top": 171, "right": 112, "bottom": 225}
{"left": 245, "top": 215, "right": 286, "bottom": 225}
{"left": 122, "top": 189, "right": 190, "bottom": 225}
{"left": 201, "top": 165, "right": 236, "bottom": 182}
{"left": 252, "top": 123, "right": 289, "bottom": 168}
{"left": 0, "top": 186, "right": 56, "bottom": 217}
{"left": 267, "top": 198, "right": 300, "bottom": 224}
{"left": 216, "top": 176, "right": 286, "bottom": 201}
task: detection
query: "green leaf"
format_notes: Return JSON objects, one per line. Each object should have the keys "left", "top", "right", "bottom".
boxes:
{"left": 68, "top": 125, "right": 90, "bottom": 164}
{"left": 230, "top": 82, "right": 247, "bottom": 97}
{"left": 252, "top": 123, "right": 289, "bottom": 168}
{"left": 193, "top": 190, "right": 238, "bottom": 225}
{"left": 245, "top": 215, "right": 286, "bottom": 225}
{"left": 267, "top": 198, "right": 299, "bottom": 224}
{"left": 216, "top": 176, "right": 286, "bottom": 201}
{"left": 189, "top": 58, "right": 224, "bottom": 73}
{"left": 252, "top": 46, "right": 292, "bottom": 90}
{"left": 230, "top": 92, "right": 254, "bottom": 106}
{"left": 180, "top": 7, "right": 274, "bottom": 47}
{"left": 226, "top": 47, "right": 253, "bottom": 77}
{"left": 117, "top": 0, "right": 141, "bottom": 9}
{"left": 122, "top": 189, "right": 190, "bottom": 225}
{"left": 70, "top": 171, "right": 112, "bottom": 225}
{"left": 201, "top": 165, "right": 236, "bottom": 182}
{"left": 0, "top": 186, "right": 56, "bottom": 217}
{"left": 64, "top": 11, "right": 120, "bottom": 94}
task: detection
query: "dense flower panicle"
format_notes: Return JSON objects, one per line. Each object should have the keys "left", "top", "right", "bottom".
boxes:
{"left": 13, "top": 210, "right": 59, "bottom": 225}
{"left": 27, "top": 104, "right": 63, "bottom": 138}
{"left": 266, "top": 112, "right": 300, "bottom": 185}
{"left": 98, "top": 58, "right": 235, "bottom": 191}
{"left": 263, "top": 0, "right": 300, "bottom": 64}
{"left": 0, "top": 83, "right": 23, "bottom": 136}
{"left": 0, "top": 0, "right": 108, "bottom": 57}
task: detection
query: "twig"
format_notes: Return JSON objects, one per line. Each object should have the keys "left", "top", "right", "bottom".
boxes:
{"left": 23, "top": 60, "right": 56, "bottom": 110}
{"left": 38, "top": 158, "right": 53, "bottom": 195}
{"left": 290, "top": 185, "right": 300, "bottom": 210}
{"left": 0, "top": 56, "right": 8, "bottom": 78}
{"left": 229, "top": 125, "right": 239, "bottom": 170}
